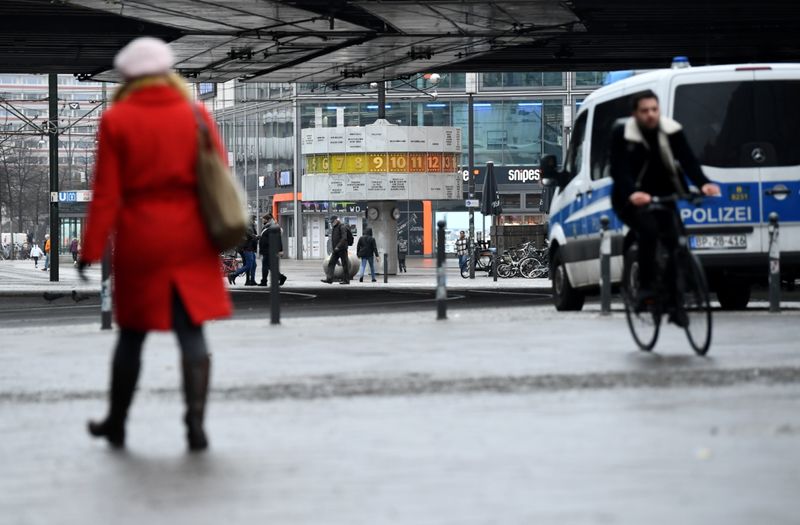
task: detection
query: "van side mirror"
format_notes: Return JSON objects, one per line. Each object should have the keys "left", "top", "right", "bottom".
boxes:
{"left": 540, "top": 154, "right": 560, "bottom": 187}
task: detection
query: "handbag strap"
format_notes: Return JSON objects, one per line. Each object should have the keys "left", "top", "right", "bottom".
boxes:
{"left": 191, "top": 103, "right": 213, "bottom": 150}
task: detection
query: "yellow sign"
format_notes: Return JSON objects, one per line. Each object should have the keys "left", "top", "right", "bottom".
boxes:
{"left": 330, "top": 154, "right": 347, "bottom": 174}
{"left": 368, "top": 153, "right": 388, "bottom": 172}
{"left": 318, "top": 154, "right": 330, "bottom": 173}
{"left": 388, "top": 153, "right": 408, "bottom": 172}
{"left": 304, "top": 152, "right": 459, "bottom": 174}
{"left": 305, "top": 155, "right": 318, "bottom": 173}
{"left": 345, "top": 153, "right": 367, "bottom": 173}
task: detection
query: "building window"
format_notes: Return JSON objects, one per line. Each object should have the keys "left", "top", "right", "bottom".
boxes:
{"left": 500, "top": 193, "right": 522, "bottom": 209}
{"left": 390, "top": 73, "right": 465, "bottom": 91}
{"left": 574, "top": 71, "right": 608, "bottom": 87}
{"left": 525, "top": 193, "right": 542, "bottom": 209}
{"left": 453, "top": 99, "right": 564, "bottom": 167}
{"left": 481, "top": 72, "right": 564, "bottom": 90}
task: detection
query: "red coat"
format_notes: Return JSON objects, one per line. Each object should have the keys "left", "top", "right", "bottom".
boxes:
{"left": 82, "top": 85, "right": 232, "bottom": 331}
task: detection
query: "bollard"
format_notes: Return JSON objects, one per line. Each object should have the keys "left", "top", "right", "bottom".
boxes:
{"left": 268, "top": 224, "right": 281, "bottom": 325}
{"left": 436, "top": 220, "right": 447, "bottom": 320}
{"left": 470, "top": 245, "right": 476, "bottom": 279}
{"left": 492, "top": 248, "right": 498, "bottom": 282}
{"left": 768, "top": 212, "right": 780, "bottom": 313}
{"left": 600, "top": 215, "right": 611, "bottom": 315}
{"left": 383, "top": 253, "right": 388, "bottom": 283}
{"left": 100, "top": 244, "right": 112, "bottom": 330}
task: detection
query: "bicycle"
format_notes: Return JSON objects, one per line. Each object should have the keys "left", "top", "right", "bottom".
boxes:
{"left": 621, "top": 193, "right": 713, "bottom": 355}
{"left": 460, "top": 247, "right": 495, "bottom": 278}
{"left": 220, "top": 252, "right": 240, "bottom": 275}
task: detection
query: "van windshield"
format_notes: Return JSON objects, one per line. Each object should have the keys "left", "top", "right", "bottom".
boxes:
{"left": 674, "top": 80, "right": 800, "bottom": 168}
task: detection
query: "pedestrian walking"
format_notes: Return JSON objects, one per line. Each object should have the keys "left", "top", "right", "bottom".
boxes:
{"left": 227, "top": 219, "right": 257, "bottom": 286}
{"left": 321, "top": 215, "right": 353, "bottom": 284}
{"left": 455, "top": 230, "right": 468, "bottom": 273}
{"left": 398, "top": 240, "right": 408, "bottom": 273}
{"left": 80, "top": 37, "right": 231, "bottom": 452}
{"left": 356, "top": 227, "right": 380, "bottom": 282}
{"left": 30, "top": 243, "right": 44, "bottom": 268}
{"left": 69, "top": 238, "right": 79, "bottom": 266}
{"left": 257, "top": 213, "right": 287, "bottom": 286}
{"left": 42, "top": 234, "right": 50, "bottom": 271}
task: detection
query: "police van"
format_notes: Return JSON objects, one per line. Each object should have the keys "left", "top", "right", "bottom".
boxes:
{"left": 542, "top": 62, "right": 800, "bottom": 310}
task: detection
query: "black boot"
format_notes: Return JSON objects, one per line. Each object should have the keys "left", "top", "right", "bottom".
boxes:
{"left": 88, "top": 360, "right": 140, "bottom": 448}
{"left": 182, "top": 355, "right": 210, "bottom": 452}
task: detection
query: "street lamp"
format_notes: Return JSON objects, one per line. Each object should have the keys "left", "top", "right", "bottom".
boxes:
{"left": 465, "top": 72, "right": 477, "bottom": 278}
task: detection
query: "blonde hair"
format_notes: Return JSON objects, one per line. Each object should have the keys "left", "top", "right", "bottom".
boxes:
{"left": 112, "top": 71, "right": 191, "bottom": 103}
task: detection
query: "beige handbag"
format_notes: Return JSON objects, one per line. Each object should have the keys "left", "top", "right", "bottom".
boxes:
{"left": 193, "top": 105, "right": 248, "bottom": 250}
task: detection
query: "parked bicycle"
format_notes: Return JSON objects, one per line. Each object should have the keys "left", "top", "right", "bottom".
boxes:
{"left": 460, "top": 247, "right": 496, "bottom": 278}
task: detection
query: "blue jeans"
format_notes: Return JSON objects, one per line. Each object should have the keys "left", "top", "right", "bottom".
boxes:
{"left": 359, "top": 256, "right": 376, "bottom": 280}
{"left": 458, "top": 254, "right": 468, "bottom": 272}
{"left": 234, "top": 251, "right": 255, "bottom": 277}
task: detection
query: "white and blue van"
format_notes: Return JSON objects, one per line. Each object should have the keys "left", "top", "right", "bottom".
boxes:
{"left": 542, "top": 63, "right": 800, "bottom": 310}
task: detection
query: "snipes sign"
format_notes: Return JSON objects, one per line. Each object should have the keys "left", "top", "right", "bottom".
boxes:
{"left": 460, "top": 165, "right": 542, "bottom": 186}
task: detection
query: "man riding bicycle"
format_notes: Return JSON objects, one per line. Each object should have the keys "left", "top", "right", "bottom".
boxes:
{"left": 609, "top": 90, "right": 721, "bottom": 307}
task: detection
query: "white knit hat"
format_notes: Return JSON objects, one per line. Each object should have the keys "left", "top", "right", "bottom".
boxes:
{"left": 114, "top": 37, "right": 175, "bottom": 79}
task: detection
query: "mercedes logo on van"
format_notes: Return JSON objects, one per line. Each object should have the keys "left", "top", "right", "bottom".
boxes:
{"left": 751, "top": 147, "right": 766, "bottom": 164}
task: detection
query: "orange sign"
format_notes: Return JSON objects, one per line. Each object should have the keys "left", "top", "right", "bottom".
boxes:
{"left": 408, "top": 153, "right": 426, "bottom": 173}
{"left": 426, "top": 153, "right": 442, "bottom": 172}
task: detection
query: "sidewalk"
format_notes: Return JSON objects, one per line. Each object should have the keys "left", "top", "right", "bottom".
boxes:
{"left": 0, "top": 258, "right": 550, "bottom": 295}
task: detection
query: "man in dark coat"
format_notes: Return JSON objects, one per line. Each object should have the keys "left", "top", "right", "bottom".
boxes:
{"left": 228, "top": 218, "right": 258, "bottom": 285}
{"left": 322, "top": 215, "right": 351, "bottom": 284}
{"left": 610, "top": 89, "right": 720, "bottom": 302}
{"left": 257, "top": 213, "right": 287, "bottom": 286}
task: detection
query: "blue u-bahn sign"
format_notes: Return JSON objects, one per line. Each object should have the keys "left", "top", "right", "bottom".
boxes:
{"left": 50, "top": 191, "right": 92, "bottom": 203}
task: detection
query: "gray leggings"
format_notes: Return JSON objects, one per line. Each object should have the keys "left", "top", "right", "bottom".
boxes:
{"left": 113, "top": 292, "right": 208, "bottom": 368}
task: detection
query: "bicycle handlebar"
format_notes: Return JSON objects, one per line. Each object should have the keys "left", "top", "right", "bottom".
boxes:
{"left": 649, "top": 191, "right": 705, "bottom": 209}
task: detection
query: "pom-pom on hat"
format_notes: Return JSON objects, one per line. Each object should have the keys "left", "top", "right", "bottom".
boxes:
{"left": 114, "top": 37, "right": 175, "bottom": 79}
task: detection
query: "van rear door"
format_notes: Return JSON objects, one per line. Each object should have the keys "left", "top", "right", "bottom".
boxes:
{"left": 751, "top": 70, "right": 800, "bottom": 255}
{"left": 671, "top": 71, "right": 763, "bottom": 257}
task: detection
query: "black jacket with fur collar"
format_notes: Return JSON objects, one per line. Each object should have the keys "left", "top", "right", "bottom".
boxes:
{"left": 610, "top": 116, "right": 710, "bottom": 211}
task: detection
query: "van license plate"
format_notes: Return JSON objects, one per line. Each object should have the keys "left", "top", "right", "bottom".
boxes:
{"left": 690, "top": 234, "right": 747, "bottom": 250}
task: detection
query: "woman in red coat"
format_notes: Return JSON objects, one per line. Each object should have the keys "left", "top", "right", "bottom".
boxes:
{"left": 81, "top": 37, "right": 231, "bottom": 452}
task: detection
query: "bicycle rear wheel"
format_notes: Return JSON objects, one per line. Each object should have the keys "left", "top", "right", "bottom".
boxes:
{"left": 497, "top": 263, "right": 514, "bottom": 278}
{"left": 681, "top": 251, "right": 712, "bottom": 355}
{"left": 623, "top": 249, "right": 661, "bottom": 351}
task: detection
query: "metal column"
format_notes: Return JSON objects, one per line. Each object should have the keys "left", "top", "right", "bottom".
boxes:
{"left": 292, "top": 86, "right": 302, "bottom": 260}
{"left": 377, "top": 82, "right": 386, "bottom": 120}
{"left": 468, "top": 91, "right": 475, "bottom": 278}
{"left": 48, "top": 73, "right": 59, "bottom": 282}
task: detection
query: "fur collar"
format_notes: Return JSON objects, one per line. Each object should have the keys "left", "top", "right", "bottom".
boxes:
{"left": 623, "top": 116, "right": 682, "bottom": 144}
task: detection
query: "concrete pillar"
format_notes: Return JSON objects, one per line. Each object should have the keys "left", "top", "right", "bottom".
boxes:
{"left": 368, "top": 201, "right": 398, "bottom": 275}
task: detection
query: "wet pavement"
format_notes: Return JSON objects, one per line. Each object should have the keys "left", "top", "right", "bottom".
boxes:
{"left": 1, "top": 306, "right": 799, "bottom": 524}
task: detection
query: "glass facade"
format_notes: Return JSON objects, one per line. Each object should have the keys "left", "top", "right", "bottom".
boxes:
{"left": 209, "top": 72, "right": 607, "bottom": 257}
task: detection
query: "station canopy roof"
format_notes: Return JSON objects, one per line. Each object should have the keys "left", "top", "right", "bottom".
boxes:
{"left": 1, "top": 0, "right": 799, "bottom": 86}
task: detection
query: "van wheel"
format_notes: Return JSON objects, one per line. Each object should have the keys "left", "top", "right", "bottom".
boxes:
{"left": 552, "top": 251, "right": 584, "bottom": 311}
{"left": 716, "top": 281, "right": 751, "bottom": 310}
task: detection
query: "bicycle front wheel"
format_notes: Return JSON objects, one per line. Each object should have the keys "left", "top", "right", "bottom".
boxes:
{"left": 682, "top": 251, "right": 713, "bottom": 355}
{"left": 520, "top": 257, "right": 546, "bottom": 279}
{"left": 623, "top": 250, "right": 661, "bottom": 351}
